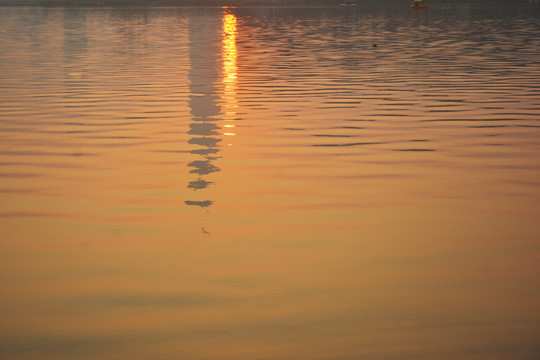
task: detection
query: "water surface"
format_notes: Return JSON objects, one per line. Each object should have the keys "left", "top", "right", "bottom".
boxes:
{"left": 1, "top": 3, "right": 540, "bottom": 359}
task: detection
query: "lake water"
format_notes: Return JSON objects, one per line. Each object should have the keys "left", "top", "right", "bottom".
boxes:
{"left": 1, "top": 2, "right": 540, "bottom": 359}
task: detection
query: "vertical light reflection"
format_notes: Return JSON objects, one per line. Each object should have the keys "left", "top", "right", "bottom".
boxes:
{"left": 222, "top": 10, "right": 238, "bottom": 142}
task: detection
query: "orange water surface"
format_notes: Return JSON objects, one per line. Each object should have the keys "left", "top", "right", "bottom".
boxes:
{"left": 1, "top": 3, "right": 540, "bottom": 359}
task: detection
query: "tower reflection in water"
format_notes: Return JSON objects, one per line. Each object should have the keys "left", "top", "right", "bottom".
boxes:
{"left": 185, "top": 9, "right": 237, "bottom": 209}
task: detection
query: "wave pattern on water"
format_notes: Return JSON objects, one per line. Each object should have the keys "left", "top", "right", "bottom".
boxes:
{"left": 1, "top": 4, "right": 540, "bottom": 360}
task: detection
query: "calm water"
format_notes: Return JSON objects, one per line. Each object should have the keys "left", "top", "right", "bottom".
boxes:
{"left": 1, "top": 2, "right": 540, "bottom": 359}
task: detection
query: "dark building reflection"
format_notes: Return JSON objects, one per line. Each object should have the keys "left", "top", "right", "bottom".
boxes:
{"left": 185, "top": 9, "right": 236, "bottom": 208}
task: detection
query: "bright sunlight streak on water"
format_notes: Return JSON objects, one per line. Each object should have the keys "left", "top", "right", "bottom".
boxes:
{"left": 222, "top": 11, "right": 238, "bottom": 142}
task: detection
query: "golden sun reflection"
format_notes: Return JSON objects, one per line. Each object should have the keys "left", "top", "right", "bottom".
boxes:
{"left": 222, "top": 11, "right": 238, "bottom": 143}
